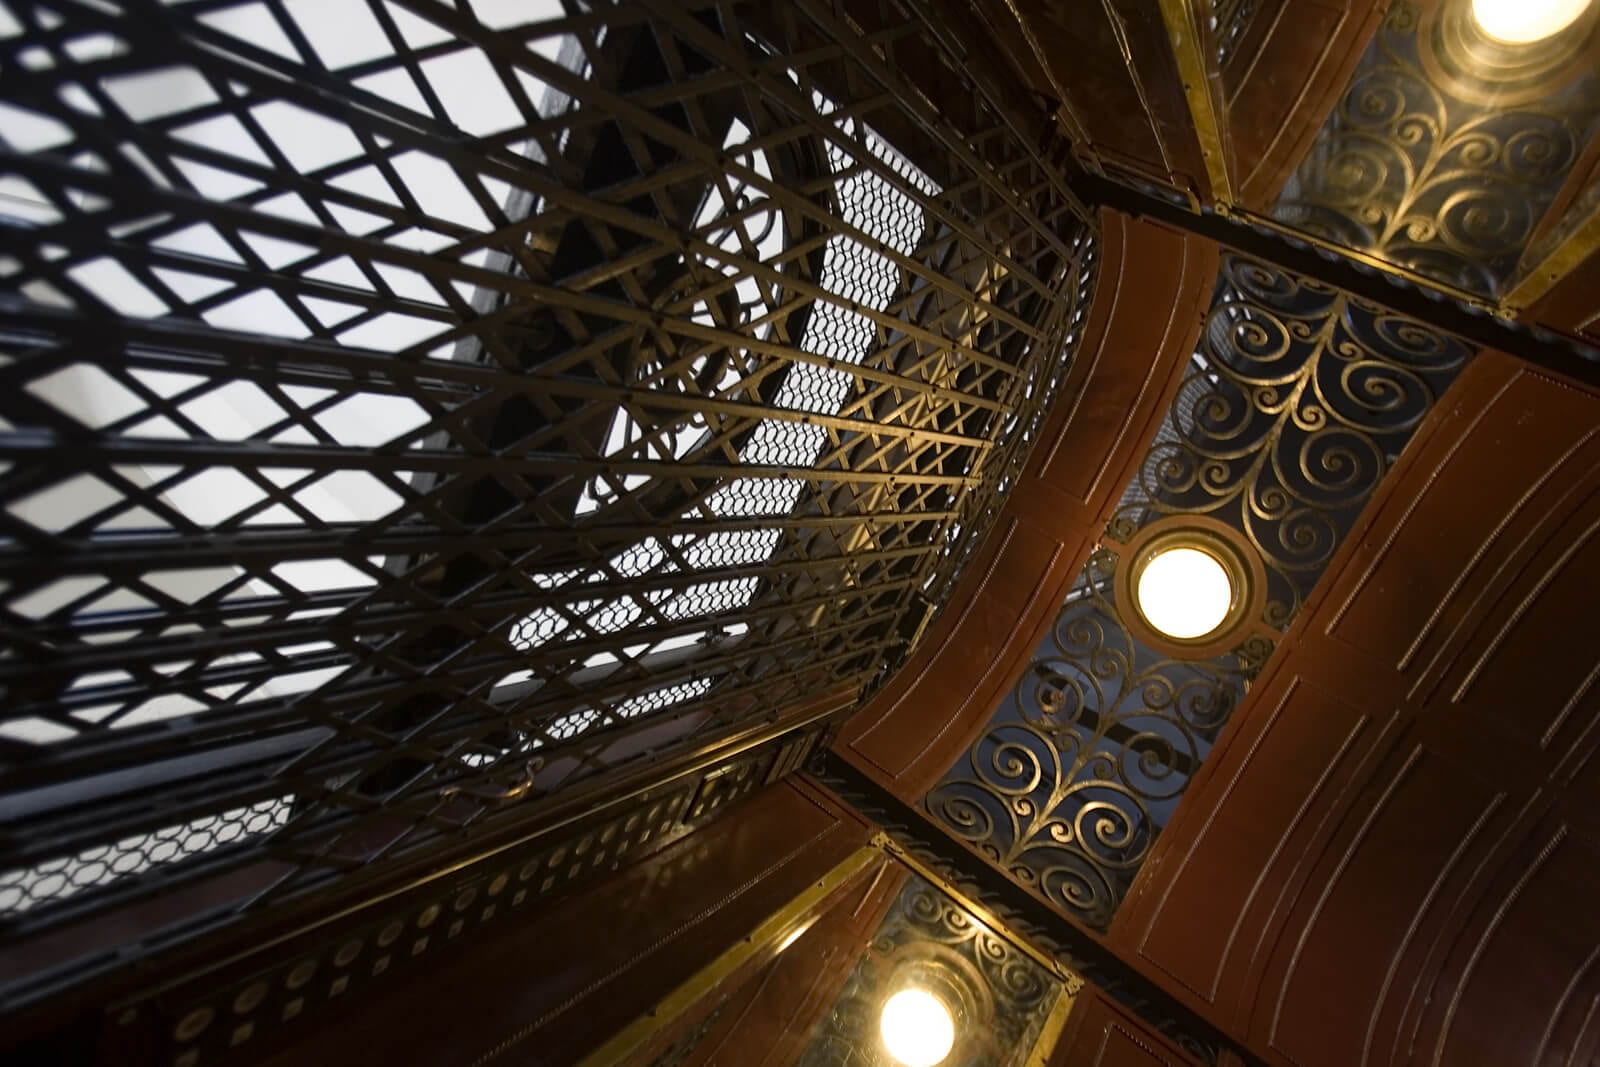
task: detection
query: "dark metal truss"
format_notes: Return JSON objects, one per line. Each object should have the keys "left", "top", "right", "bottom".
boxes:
{"left": 0, "top": 0, "right": 1093, "bottom": 947}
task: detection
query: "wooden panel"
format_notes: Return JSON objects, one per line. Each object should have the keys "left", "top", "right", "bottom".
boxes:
{"left": 629, "top": 853, "right": 909, "bottom": 1067}
{"left": 1441, "top": 467, "right": 1600, "bottom": 788}
{"left": 1051, "top": 988, "right": 1205, "bottom": 1067}
{"left": 1250, "top": 743, "right": 1515, "bottom": 1067}
{"left": 1114, "top": 350, "right": 1600, "bottom": 1067}
{"left": 1321, "top": 365, "right": 1600, "bottom": 685}
{"left": 246, "top": 780, "right": 871, "bottom": 1067}
{"left": 1409, "top": 817, "right": 1600, "bottom": 1067}
{"left": 1119, "top": 674, "right": 1396, "bottom": 1017}
{"left": 835, "top": 212, "right": 1218, "bottom": 799}
{"left": 974, "top": 0, "right": 1210, "bottom": 196}
{"left": 1225, "top": 0, "right": 1385, "bottom": 208}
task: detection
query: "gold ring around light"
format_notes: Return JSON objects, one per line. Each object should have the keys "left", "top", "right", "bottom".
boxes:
{"left": 1110, "top": 515, "right": 1268, "bottom": 660}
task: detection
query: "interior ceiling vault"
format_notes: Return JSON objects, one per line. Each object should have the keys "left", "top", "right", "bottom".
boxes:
{"left": 0, "top": 0, "right": 1093, "bottom": 965}
{"left": 1, "top": 1, "right": 1599, "bottom": 1066}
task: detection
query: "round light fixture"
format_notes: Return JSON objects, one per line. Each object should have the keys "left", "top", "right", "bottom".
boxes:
{"left": 1112, "top": 516, "right": 1267, "bottom": 658}
{"left": 1135, "top": 546, "right": 1234, "bottom": 640}
{"left": 1471, "top": 0, "right": 1593, "bottom": 42}
{"left": 880, "top": 988, "right": 955, "bottom": 1067}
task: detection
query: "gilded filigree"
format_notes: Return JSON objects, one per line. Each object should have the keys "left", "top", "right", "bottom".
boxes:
{"left": 795, "top": 876, "right": 1060, "bottom": 1067}
{"left": 1274, "top": 0, "right": 1600, "bottom": 297}
{"left": 928, "top": 550, "right": 1251, "bottom": 930}
{"left": 927, "top": 254, "right": 1472, "bottom": 931}
{"left": 1111, "top": 254, "right": 1471, "bottom": 626}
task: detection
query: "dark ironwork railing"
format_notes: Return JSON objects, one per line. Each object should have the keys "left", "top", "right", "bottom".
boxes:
{"left": 0, "top": 0, "right": 1093, "bottom": 956}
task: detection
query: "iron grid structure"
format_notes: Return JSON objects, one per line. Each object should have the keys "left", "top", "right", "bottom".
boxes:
{"left": 0, "top": 0, "right": 1094, "bottom": 949}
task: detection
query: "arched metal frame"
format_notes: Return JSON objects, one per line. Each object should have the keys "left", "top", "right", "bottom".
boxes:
{"left": 0, "top": 0, "right": 1094, "bottom": 949}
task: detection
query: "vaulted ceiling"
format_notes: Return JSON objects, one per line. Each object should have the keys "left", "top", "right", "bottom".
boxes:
{"left": 1, "top": 2, "right": 1599, "bottom": 1067}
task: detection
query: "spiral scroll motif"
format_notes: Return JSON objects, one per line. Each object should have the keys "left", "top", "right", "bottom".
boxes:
{"left": 929, "top": 551, "right": 1251, "bottom": 931}
{"left": 1273, "top": 0, "right": 1600, "bottom": 298}
{"left": 928, "top": 252, "right": 1472, "bottom": 932}
{"left": 1110, "top": 254, "right": 1471, "bottom": 626}
{"left": 795, "top": 875, "right": 1062, "bottom": 1067}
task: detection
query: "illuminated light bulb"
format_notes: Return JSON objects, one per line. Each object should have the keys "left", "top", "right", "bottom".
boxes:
{"left": 1135, "top": 546, "right": 1233, "bottom": 640}
{"left": 1472, "top": 0, "right": 1593, "bottom": 43}
{"left": 880, "top": 988, "right": 955, "bottom": 1067}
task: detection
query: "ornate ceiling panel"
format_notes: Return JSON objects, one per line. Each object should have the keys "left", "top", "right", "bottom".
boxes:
{"left": 795, "top": 872, "right": 1066, "bottom": 1067}
{"left": 1272, "top": 0, "right": 1600, "bottom": 299}
{"left": 925, "top": 251, "right": 1474, "bottom": 931}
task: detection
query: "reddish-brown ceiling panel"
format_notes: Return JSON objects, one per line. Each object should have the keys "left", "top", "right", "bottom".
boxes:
{"left": 249, "top": 780, "right": 875, "bottom": 1067}
{"left": 981, "top": 0, "right": 1211, "bottom": 196}
{"left": 1112, "top": 351, "right": 1600, "bottom": 1067}
{"left": 834, "top": 210, "right": 1218, "bottom": 800}
{"left": 1222, "top": 0, "right": 1385, "bottom": 208}
{"left": 1049, "top": 986, "right": 1205, "bottom": 1067}
{"left": 631, "top": 834, "right": 908, "bottom": 1067}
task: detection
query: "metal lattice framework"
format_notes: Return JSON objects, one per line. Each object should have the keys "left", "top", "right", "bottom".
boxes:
{"left": 0, "top": 0, "right": 1093, "bottom": 939}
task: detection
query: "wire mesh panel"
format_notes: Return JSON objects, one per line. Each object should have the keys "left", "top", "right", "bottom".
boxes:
{"left": 0, "top": 0, "right": 1092, "bottom": 941}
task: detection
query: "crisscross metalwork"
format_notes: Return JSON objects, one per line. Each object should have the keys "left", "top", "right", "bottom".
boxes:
{"left": 0, "top": 0, "right": 1092, "bottom": 940}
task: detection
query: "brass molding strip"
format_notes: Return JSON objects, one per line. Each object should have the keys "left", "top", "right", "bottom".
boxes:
{"left": 574, "top": 845, "right": 881, "bottom": 1067}
{"left": 870, "top": 832, "right": 1083, "bottom": 992}
{"left": 1156, "top": 0, "right": 1235, "bottom": 205}
{"left": 1025, "top": 988, "right": 1081, "bottom": 1067}
{"left": 1505, "top": 187, "right": 1600, "bottom": 312}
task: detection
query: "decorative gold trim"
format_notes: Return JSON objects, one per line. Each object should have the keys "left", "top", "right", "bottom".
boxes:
{"left": 1108, "top": 514, "right": 1273, "bottom": 661}
{"left": 1156, "top": 0, "right": 1235, "bottom": 205}
{"left": 1505, "top": 186, "right": 1600, "bottom": 311}
{"left": 574, "top": 846, "right": 881, "bottom": 1067}
{"left": 1024, "top": 988, "right": 1080, "bottom": 1067}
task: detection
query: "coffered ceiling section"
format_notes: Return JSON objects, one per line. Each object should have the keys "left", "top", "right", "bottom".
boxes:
{"left": 925, "top": 252, "right": 1474, "bottom": 932}
{"left": 1272, "top": 0, "right": 1600, "bottom": 303}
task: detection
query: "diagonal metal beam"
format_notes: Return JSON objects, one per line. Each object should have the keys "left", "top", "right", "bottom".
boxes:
{"left": 1154, "top": 0, "right": 1235, "bottom": 205}
{"left": 1077, "top": 173, "right": 1600, "bottom": 386}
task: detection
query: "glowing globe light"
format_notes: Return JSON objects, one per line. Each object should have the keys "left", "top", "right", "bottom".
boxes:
{"left": 1472, "top": 0, "right": 1592, "bottom": 42}
{"left": 880, "top": 988, "right": 955, "bottom": 1067}
{"left": 1135, "top": 547, "right": 1233, "bottom": 640}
